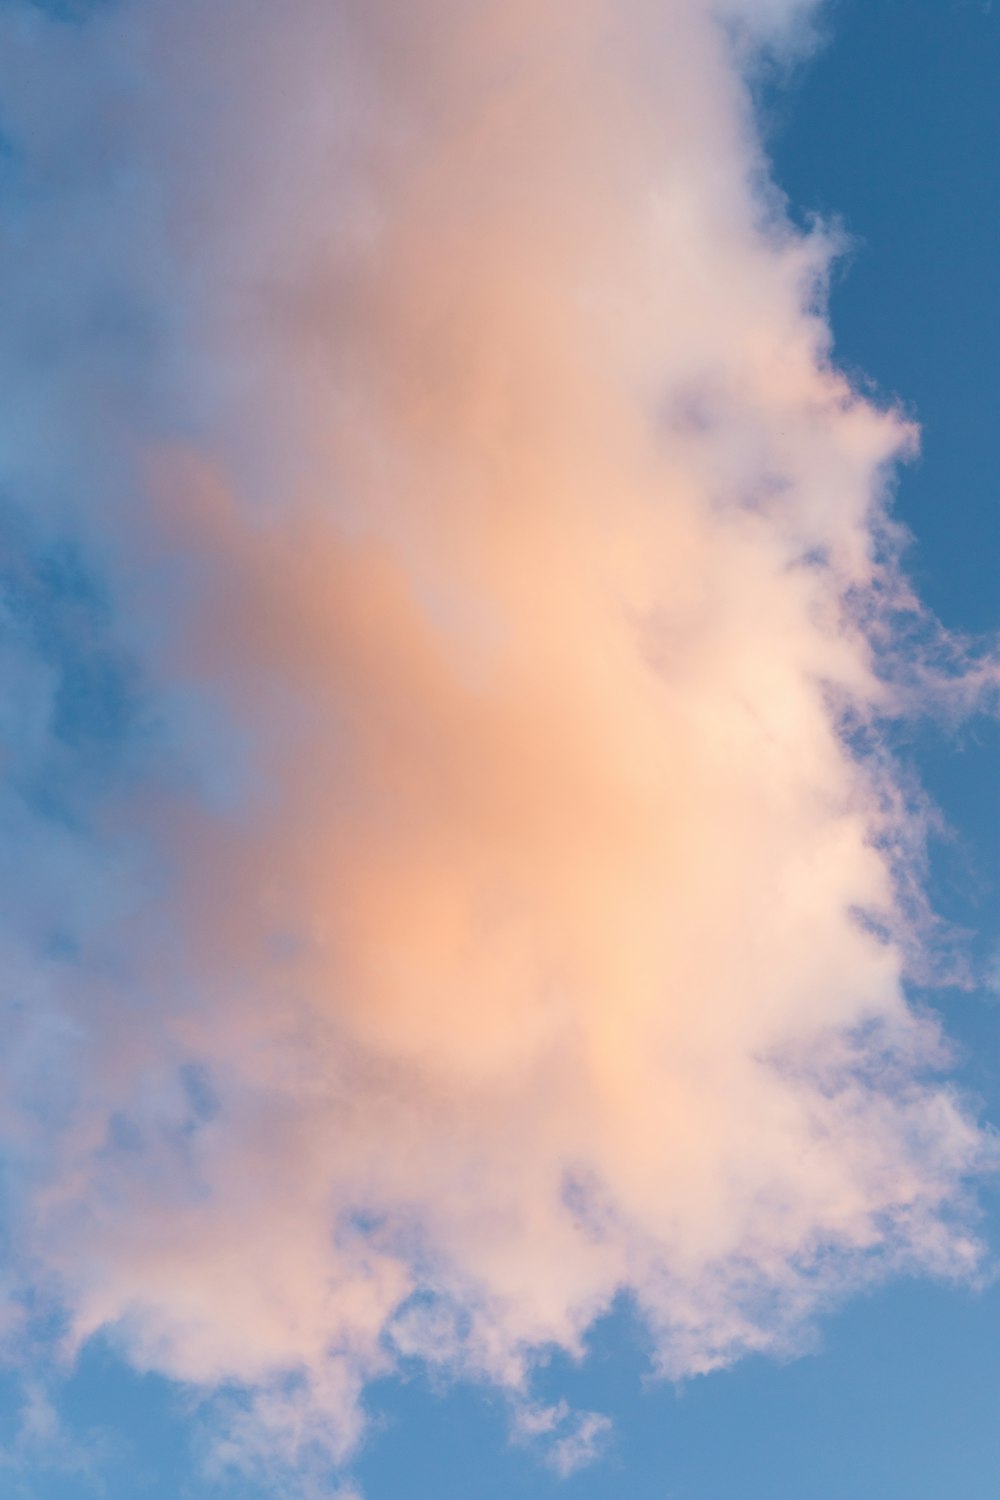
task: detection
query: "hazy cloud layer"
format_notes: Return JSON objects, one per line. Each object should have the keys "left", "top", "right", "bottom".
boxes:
{"left": 0, "top": 0, "right": 991, "bottom": 1486}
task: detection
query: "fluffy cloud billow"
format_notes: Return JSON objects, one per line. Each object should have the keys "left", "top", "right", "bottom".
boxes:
{"left": 0, "top": 0, "right": 991, "bottom": 1487}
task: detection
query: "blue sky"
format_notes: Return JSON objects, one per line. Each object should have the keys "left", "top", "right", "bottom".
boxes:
{"left": 2, "top": 1, "right": 1000, "bottom": 1497}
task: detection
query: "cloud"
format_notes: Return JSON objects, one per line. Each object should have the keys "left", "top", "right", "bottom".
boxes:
{"left": 0, "top": 0, "right": 993, "bottom": 1486}
{"left": 513, "top": 1400, "right": 613, "bottom": 1476}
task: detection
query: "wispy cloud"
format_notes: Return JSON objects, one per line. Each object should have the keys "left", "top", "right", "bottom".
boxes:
{"left": 513, "top": 1399, "right": 613, "bottom": 1476}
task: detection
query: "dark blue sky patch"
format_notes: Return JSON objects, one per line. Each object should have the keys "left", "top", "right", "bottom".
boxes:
{"left": 0, "top": 511, "right": 145, "bottom": 810}
{"left": 4, "top": 0, "right": 115, "bottom": 21}
{"left": 178, "top": 1062, "right": 221, "bottom": 1129}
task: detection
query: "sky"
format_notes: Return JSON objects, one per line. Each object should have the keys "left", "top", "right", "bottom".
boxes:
{"left": 0, "top": 0, "right": 999, "bottom": 1497}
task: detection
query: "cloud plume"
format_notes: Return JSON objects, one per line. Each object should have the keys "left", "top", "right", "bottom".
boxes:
{"left": 0, "top": 0, "right": 990, "bottom": 1484}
